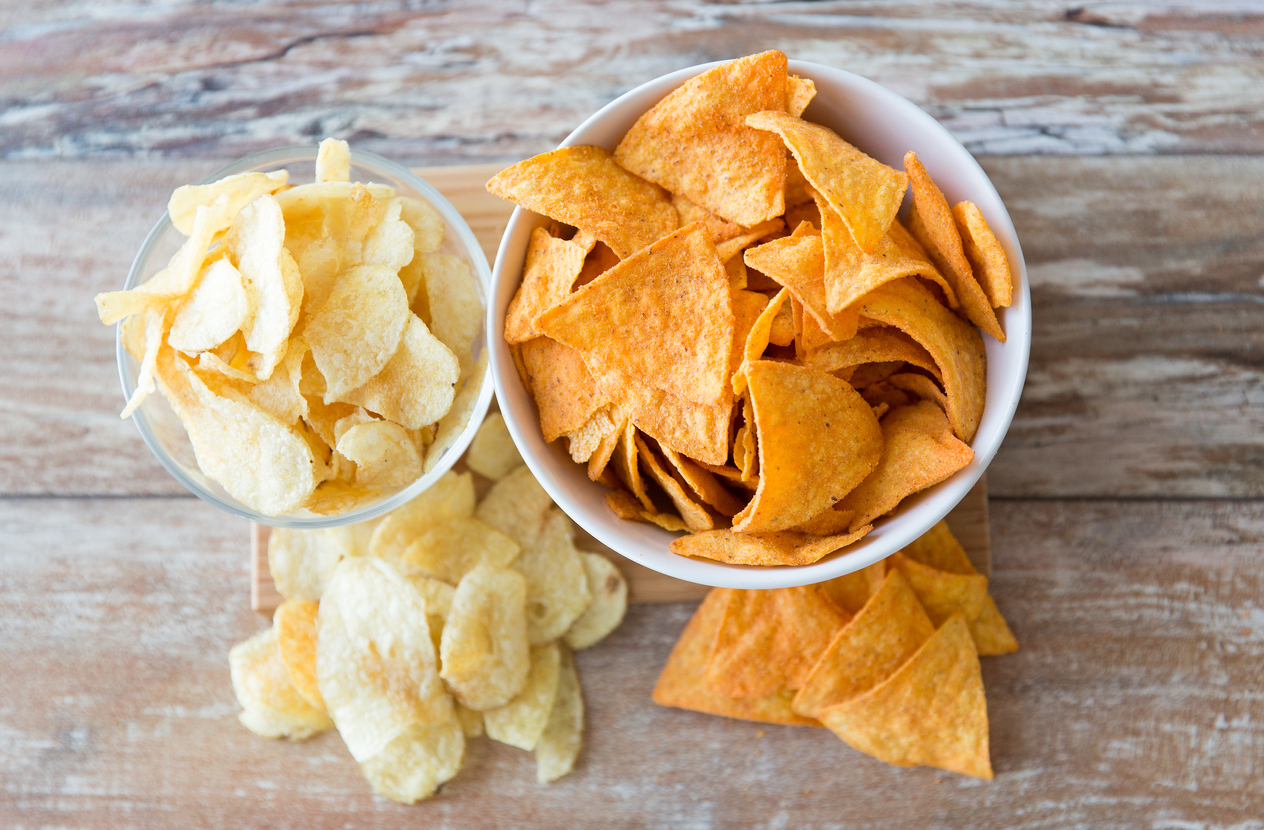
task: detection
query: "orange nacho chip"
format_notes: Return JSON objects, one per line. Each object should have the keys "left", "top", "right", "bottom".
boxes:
{"left": 744, "top": 233, "right": 854, "bottom": 342}
{"left": 486, "top": 145, "right": 678, "bottom": 259}
{"left": 887, "top": 552, "right": 988, "bottom": 626}
{"left": 840, "top": 400, "right": 974, "bottom": 530}
{"left": 575, "top": 240, "right": 621, "bottom": 287}
{"left": 952, "top": 200, "right": 1013, "bottom": 309}
{"left": 887, "top": 372, "right": 948, "bottom": 414}
{"left": 817, "top": 562, "right": 887, "bottom": 616}
{"left": 652, "top": 589, "right": 819, "bottom": 727}
{"left": 538, "top": 222, "right": 733, "bottom": 408}
{"left": 660, "top": 445, "right": 747, "bottom": 517}
{"left": 747, "top": 110, "right": 908, "bottom": 252}
{"left": 504, "top": 228, "right": 589, "bottom": 344}
{"left": 616, "top": 51, "right": 789, "bottom": 227}
{"left": 733, "top": 361, "right": 881, "bottom": 533}
{"left": 519, "top": 337, "right": 607, "bottom": 443}
{"left": 669, "top": 526, "right": 871, "bottom": 567}
{"left": 635, "top": 434, "right": 716, "bottom": 532}
{"left": 802, "top": 326, "right": 942, "bottom": 384}
{"left": 706, "top": 586, "right": 850, "bottom": 698}
{"left": 817, "top": 613, "right": 992, "bottom": 779}
{"left": 786, "top": 75, "right": 816, "bottom": 117}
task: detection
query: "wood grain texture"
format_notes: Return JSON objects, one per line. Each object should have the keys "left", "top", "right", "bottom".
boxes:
{"left": 3, "top": 496, "right": 1261, "bottom": 827}
{"left": 3, "top": 2, "right": 1264, "bottom": 161}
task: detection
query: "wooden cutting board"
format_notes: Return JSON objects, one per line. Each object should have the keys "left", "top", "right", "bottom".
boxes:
{"left": 249, "top": 164, "right": 991, "bottom": 614}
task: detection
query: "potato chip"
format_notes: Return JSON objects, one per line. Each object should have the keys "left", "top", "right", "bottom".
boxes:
{"left": 505, "top": 228, "right": 588, "bottom": 344}
{"left": 198, "top": 350, "right": 258, "bottom": 386}
{"left": 247, "top": 336, "right": 307, "bottom": 425}
{"left": 856, "top": 278, "right": 986, "bottom": 442}
{"left": 670, "top": 525, "right": 871, "bottom": 567}
{"left": 457, "top": 704, "right": 485, "bottom": 738}
{"left": 337, "top": 315, "right": 459, "bottom": 430}
{"left": 273, "top": 598, "right": 326, "bottom": 713}
{"left": 952, "top": 201, "right": 1013, "bottom": 309}
{"left": 302, "top": 482, "right": 383, "bottom": 516}
{"left": 439, "top": 564, "right": 531, "bottom": 710}
{"left": 424, "top": 347, "right": 488, "bottom": 473}
{"left": 396, "top": 195, "right": 446, "bottom": 256}
{"left": 423, "top": 253, "right": 482, "bottom": 373}
{"left": 306, "top": 264, "right": 409, "bottom": 400}
{"left": 487, "top": 145, "right": 678, "bottom": 259}
{"left": 167, "top": 170, "right": 288, "bottom": 236}
{"left": 484, "top": 642, "right": 561, "bottom": 751}
{"left": 747, "top": 110, "right": 907, "bottom": 252}
{"left": 586, "top": 410, "right": 624, "bottom": 481}
{"left": 564, "top": 553, "right": 628, "bottom": 650}
{"left": 818, "top": 614, "right": 992, "bottom": 779}
{"left": 840, "top": 400, "right": 974, "bottom": 530}
{"left": 226, "top": 195, "right": 304, "bottom": 379}
{"left": 615, "top": 51, "right": 788, "bottom": 227}
{"left": 635, "top": 435, "right": 716, "bottom": 532}
{"left": 706, "top": 586, "right": 849, "bottom": 698}
{"left": 230, "top": 627, "right": 334, "bottom": 740}
{"left": 792, "top": 569, "right": 934, "bottom": 718}
{"left": 402, "top": 516, "right": 520, "bottom": 585}
{"left": 535, "top": 646, "right": 584, "bottom": 783}
{"left": 315, "top": 137, "right": 351, "bottom": 183}
{"left": 802, "top": 325, "right": 942, "bottom": 384}
{"left": 167, "top": 256, "right": 249, "bottom": 354}
{"left": 564, "top": 404, "right": 620, "bottom": 464}
{"left": 465, "top": 412, "right": 524, "bottom": 481}
{"left": 361, "top": 200, "right": 416, "bottom": 274}
{"left": 733, "top": 287, "right": 789, "bottom": 395}
{"left": 359, "top": 719, "right": 464, "bottom": 804}
{"left": 405, "top": 574, "right": 456, "bottom": 654}
{"left": 904, "top": 152, "right": 1004, "bottom": 341}
{"left": 538, "top": 222, "right": 733, "bottom": 408}
{"left": 652, "top": 589, "right": 819, "bottom": 727}
{"left": 889, "top": 551, "right": 988, "bottom": 626}
{"left": 786, "top": 75, "right": 816, "bottom": 117}
{"left": 368, "top": 470, "right": 476, "bottom": 567}
{"left": 887, "top": 372, "right": 948, "bottom": 414}
{"left": 743, "top": 233, "right": 854, "bottom": 341}
{"left": 475, "top": 464, "right": 554, "bottom": 549}
{"left": 119, "top": 308, "right": 169, "bottom": 419}
{"left": 515, "top": 509, "right": 593, "bottom": 644}
{"left": 336, "top": 420, "right": 423, "bottom": 488}
{"left": 316, "top": 557, "right": 453, "bottom": 761}
{"left": 732, "top": 361, "right": 881, "bottom": 533}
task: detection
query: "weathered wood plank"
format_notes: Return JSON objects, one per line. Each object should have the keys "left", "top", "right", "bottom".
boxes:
{"left": 2, "top": 2, "right": 1263, "bottom": 161}
{"left": 3, "top": 496, "right": 1261, "bottom": 827}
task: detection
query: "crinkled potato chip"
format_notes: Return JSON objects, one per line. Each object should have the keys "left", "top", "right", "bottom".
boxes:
{"left": 230, "top": 627, "right": 334, "bottom": 740}
{"left": 487, "top": 145, "right": 678, "bottom": 259}
{"left": 274, "top": 598, "right": 326, "bottom": 713}
{"left": 840, "top": 400, "right": 974, "bottom": 530}
{"left": 423, "top": 252, "right": 482, "bottom": 373}
{"left": 670, "top": 525, "right": 871, "bottom": 567}
{"left": 564, "top": 553, "right": 628, "bottom": 650}
{"left": 402, "top": 516, "right": 520, "bottom": 585}
{"left": 515, "top": 509, "right": 593, "bottom": 645}
{"left": 337, "top": 420, "right": 423, "bottom": 488}
{"left": 475, "top": 464, "right": 554, "bottom": 549}
{"left": 167, "top": 169, "right": 288, "bottom": 236}
{"left": 359, "top": 718, "right": 465, "bottom": 804}
{"left": 338, "top": 315, "right": 459, "bottom": 430}
{"left": 361, "top": 199, "right": 416, "bottom": 273}
{"left": 519, "top": 337, "right": 607, "bottom": 443}
{"left": 466, "top": 412, "right": 524, "bottom": 481}
{"left": 167, "top": 257, "right": 249, "bottom": 354}
{"left": 248, "top": 336, "right": 307, "bottom": 425}
{"left": 535, "top": 646, "right": 584, "bottom": 783}
{"left": 484, "top": 642, "right": 561, "bottom": 751}
{"left": 396, "top": 195, "right": 446, "bottom": 255}
{"left": 307, "top": 264, "right": 410, "bottom": 400}
{"left": 818, "top": 613, "right": 992, "bottom": 779}
{"left": 315, "top": 137, "right": 351, "bottom": 183}
{"left": 615, "top": 51, "right": 788, "bottom": 227}
{"left": 952, "top": 200, "right": 1013, "bottom": 309}
{"left": 747, "top": 110, "right": 907, "bottom": 252}
{"left": 732, "top": 361, "right": 881, "bottom": 533}
{"left": 439, "top": 564, "right": 532, "bottom": 711}
{"left": 505, "top": 228, "right": 589, "bottom": 344}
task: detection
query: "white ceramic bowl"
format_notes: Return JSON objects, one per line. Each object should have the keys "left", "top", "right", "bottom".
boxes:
{"left": 489, "top": 60, "right": 1031, "bottom": 589}
{"left": 119, "top": 146, "right": 494, "bottom": 528}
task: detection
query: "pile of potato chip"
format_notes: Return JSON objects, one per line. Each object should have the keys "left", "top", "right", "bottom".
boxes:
{"left": 97, "top": 138, "right": 486, "bottom": 517}
{"left": 654, "top": 520, "right": 1016, "bottom": 778}
{"left": 488, "top": 51, "right": 1015, "bottom": 566}
{"left": 229, "top": 415, "right": 628, "bottom": 802}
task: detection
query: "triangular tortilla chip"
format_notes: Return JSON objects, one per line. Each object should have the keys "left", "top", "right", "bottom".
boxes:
{"left": 840, "top": 400, "right": 974, "bottom": 530}
{"left": 903, "top": 152, "right": 1004, "bottom": 341}
{"left": 659, "top": 445, "right": 747, "bottom": 517}
{"left": 816, "top": 562, "right": 886, "bottom": 616}
{"left": 673, "top": 193, "right": 746, "bottom": 243}
{"left": 715, "top": 219, "right": 785, "bottom": 264}
{"left": 855, "top": 278, "right": 986, "bottom": 443}
{"left": 786, "top": 75, "right": 816, "bottom": 117}
{"left": 486, "top": 145, "right": 678, "bottom": 259}
{"left": 635, "top": 434, "right": 716, "bottom": 532}
{"left": 652, "top": 588, "right": 820, "bottom": 727}
{"left": 539, "top": 222, "right": 733, "bottom": 408}
{"left": 519, "top": 337, "right": 607, "bottom": 442}
{"left": 802, "top": 326, "right": 942, "bottom": 383}
{"left": 744, "top": 234, "right": 855, "bottom": 341}
{"left": 952, "top": 200, "right": 1013, "bottom": 309}
{"left": 616, "top": 51, "right": 789, "bottom": 227}
{"left": 504, "top": 228, "right": 589, "bottom": 343}
{"left": 793, "top": 570, "right": 935, "bottom": 718}
{"left": 817, "top": 614, "right": 992, "bottom": 779}
{"left": 733, "top": 288, "right": 790, "bottom": 396}
{"left": 747, "top": 110, "right": 908, "bottom": 252}
{"left": 790, "top": 504, "right": 856, "bottom": 536}
{"left": 733, "top": 361, "right": 882, "bottom": 533}
{"left": 669, "top": 525, "right": 871, "bottom": 567}
{"left": 706, "top": 586, "right": 850, "bottom": 698}
{"left": 888, "top": 552, "right": 988, "bottom": 626}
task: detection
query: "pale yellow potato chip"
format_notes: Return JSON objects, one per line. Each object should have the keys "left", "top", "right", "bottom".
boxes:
{"left": 119, "top": 308, "right": 169, "bottom": 419}
{"left": 440, "top": 564, "right": 531, "bottom": 710}
{"left": 326, "top": 515, "right": 384, "bottom": 558}
{"left": 424, "top": 348, "right": 488, "bottom": 473}
{"left": 535, "top": 646, "right": 583, "bottom": 783}
{"left": 402, "top": 516, "right": 520, "bottom": 585}
{"left": 515, "top": 509, "right": 593, "bottom": 645}
{"left": 268, "top": 527, "right": 344, "bottom": 601}
{"left": 167, "top": 257, "right": 248, "bottom": 354}
{"left": 230, "top": 627, "right": 333, "bottom": 740}
{"left": 273, "top": 598, "right": 326, "bottom": 713}
{"left": 306, "top": 264, "right": 410, "bottom": 400}
{"left": 396, "top": 196, "right": 445, "bottom": 255}
{"left": 316, "top": 557, "right": 452, "bottom": 762}
{"left": 225, "top": 194, "right": 303, "bottom": 379}
{"left": 167, "top": 169, "right": 288, "bottom": 236}
{"left": 336, "top": 420, "right": 423, "bottom": 488}
{"left": 474, "top": 463, "right": 554, "bottom": 549}
{"left": 564, "top": 553, "right": 628, "bottom": 650}
{"left": 247, "top": 336, "right": 307, "bottom": 425}
{"left": 407, "top": 573, "right": 456, "bottom": 646}
{"left": 466, "top": 412, "right": 524, "bottom": 481}
{"left": 361, "top": 199, "right": 416, "bottom": 274}
{"left": 457, "top": 704, "right": 484, "bottom": 738}
{"left": 484, "top": 642, "right": 561, "bottom": 751}
{"left": 564, "top": 404, "right": 619, "bottom": 464}
{"left": 359, "top": 719, "right": 464, "bottom": 804}
{"left": 315, "top": 137, "right": 351, "bottom": 183}
{"left": 197, "top": 350, "right": 258, "bottom": 385}
{"left": 368, "top": 470, "right": 475, "bottom": 566}
{"left": 337, "top": 315, "right": 459, "bottom": 430}
{"left": 303, "top": 483, "right": 384, "bottom": 516}
{"left": 423, "top": 253, "right": 483, "bottom": 373}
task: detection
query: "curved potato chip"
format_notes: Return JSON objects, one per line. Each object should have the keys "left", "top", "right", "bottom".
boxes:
{"left": 563, "top": 553, "right": 628, "bottom": 650}
{"left": 368, "top": 470, "right": 476, "bottom": 567}
{"left": 274, "top": 598, "right": 326, "bottom": 713}
{"left": 422, "top": 253, "right": 482, "bottom": 373}
{"left": 336, "top": 420, "right": 422, "bottom": 489}
{"left": 439, "top": 565, "right": 531, "bottom": 711}
{"left": 457, "top": 704, "right": 484, "bottom": 738}
{"left": 670, "top": 525, "right": 871, "bottom": 567}
{"left": 167, "top": 257, "right": 248, "bottom": 354}
{"left": 315, "top": 137, "right": 350, "bottom": 183}
{"left": 424, "top": 348, "right": 488, "bottom": 473}
{"left": 361, "top": 199, "right": 415, "bottom": 273}
{"left": 119, "top": 308, "right": 169, "bottom": 419}
{"left": 306, "top": 264, "right": 410, "bottom": 400}
{"left": 474, "top": 464, "right": 554, "bottom": 549}
{"left": 515, "top": 509, "right": 593, "bottom": 645}
{"left": 230, "top": 627, "right": 333, "bottom": 740}
{"left": 466, "top": 413, "right": 524, "bottom": 481}
{"left": 402, "top": 516, "right": 520, "bottom": 585}
{"left": 504, "top": 228, "right": 588, "bottom": 344}
{"left": 359, "top": 718, "right": 464, "bottom": 804}
{"left": 167, "top": 169, "right": 288, "bottom": 236}
{"left": 246, "top": 336, "right": 307, "bottom": 425}
{"left": 952, "top": 200, "right": 1013, "bottom": 309}
{"left": 487, "top": 145, "right": 678, "bottom": 259}
{"left": 535, "top": 646, "right": 583, "bottom": 783}
{"left": 226, "top": 194, "right": 303, "bottom": 379}
{"left": 615, "top": 51, "right": 788, "bottom": 227}
{"left": 396, "top": 196, "right": 445, "bottom": 255}
{"left": 484, "top": 642, "right": 561, "bottom": 751}
{"left": 269, "top": 527, "right": 344, "bottom": 601}
{"left": 338, "top": 315, "right": 459, "bottom": 430}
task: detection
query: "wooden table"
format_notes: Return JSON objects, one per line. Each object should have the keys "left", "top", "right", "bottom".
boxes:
{"left": 3, "top": 3, "right": 1262, "bottom": 826}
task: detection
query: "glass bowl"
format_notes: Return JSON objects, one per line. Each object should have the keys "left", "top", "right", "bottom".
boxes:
{"left": 118, "top": 146, "right": 494, "bottom": 528}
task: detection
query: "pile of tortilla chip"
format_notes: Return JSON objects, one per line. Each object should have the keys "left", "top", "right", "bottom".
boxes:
{"left": 97, "top": 138, "right": 486, "bottom": 517}
{"left": 653, "top": 520, "right": 1016, "bottom": 778}
{"left": 230, "top": 415, "right": 629, "bottom": 803}
{"left": 488, "top": 51, "right": 1015, "bottom": 566}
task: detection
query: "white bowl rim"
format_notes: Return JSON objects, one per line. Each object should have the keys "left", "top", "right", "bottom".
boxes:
{"left": 489, "top": 58, "right": 1031, "bottom": 588}
{"left": 117, "top": 144, "right": 495, "bottom": 529}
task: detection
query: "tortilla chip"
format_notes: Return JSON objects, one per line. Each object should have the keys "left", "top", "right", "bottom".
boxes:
{"left": 840, "top": 400, "right": 974, "bottom": 530}
{"left": 673, "top": 193, "right": 746, "bottom": 243}
{"left": 802, "top": 326, "right": 942, "bottom": 384}
{"left": 707, "top": 586, "right": 849, "bottom": 698}
{"left": 855, "top": 278, "right": 986, "bottom": 443}
{"left": 744, "top": 233, "right": 856, "bottom": 343}
{"left": 733, "top": 288, "right": 789, "bottom": 396}
{"left": 784, "top": 199, "right": 822, "bottom": 235}
{"left": 575, "top": 241, "right": 621, "bottom": 287}
{"left": 611, "top": 422, "right": 653, "bottom": 510}
{"left": 504, "top": 228, "right": 589, "bottom": 344}
{"left": 791, "top": 504, "right": 856, "bottom": 536}
{"left": 635, "top": 434, "right": 716, "bottom": 532}
{"left": 887, "top": 373, "right": 948, "bottom": 414}
{"left": 903, "top": 152, "right": 1004, "bottom": 341}
{"left": 615, "top": 51, "right": 789, "bottom": 227}
{"left": 792, "top": 570, "right": 935, "bottom": 718}
{"left": 747, "top": 111, "right": 907, "bottom": 252}
{"left": 786, "top": 75, "right": 816, "bottom": 117}
{"left": 732, "top": 361, "right": 882, "bottom": 533}
{"left": 784, "top": 155, "right": 814, "bottom": 208}
{"left": 714, "top": 219, "right": 786, "bottom": 265}
{"left": 538, "top": 223, "right": 733, "bottom": 408}
{"left": 669, "top": 525, "right": 871, "bottom": 567}
{"left": 659, "top": 445, "right": 747, "bottom": 517}
{"left": 952, "top": 201, "right": 1013, "bottom": 309}
{"left": 817, "top": 564, "right": 885, "bottom": 617}
{"left": 519, "top": 338, "right": 607, "bottom": 443}
{"left": 889, "top": 551, "right": 988, "bottom": 627}
{"left": 486, "top": 145, "right": 678, "bottom": 259}
{"left": 817, "top": 614, "right": 992, "bottom": 779}
{"left": 652, "top": 589, "right": 820, "bottom": 727}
